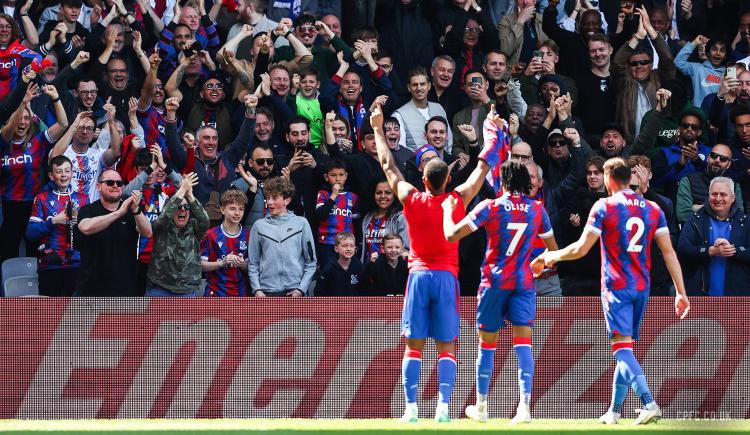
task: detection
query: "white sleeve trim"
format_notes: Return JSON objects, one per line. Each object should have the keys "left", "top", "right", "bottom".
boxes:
{"left": 583, "top": 224, "right": 601, "bottom": 236}
{"left": 539, "top": 229, "right": 554, "bottom": 239}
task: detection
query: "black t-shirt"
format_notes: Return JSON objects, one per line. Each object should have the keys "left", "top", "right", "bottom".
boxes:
{"left": 75, "top": 200, "right": 140, "bottom": 296}
{"left": 574, "top": 70, "right": 616, "bottom": 136}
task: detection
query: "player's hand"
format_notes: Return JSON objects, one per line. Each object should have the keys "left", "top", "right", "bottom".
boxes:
{"left": 531, "top": 252, "right": 547, "bottom": 277}
{"left": 675, "top": 293, "right": 690, "bottom": 319}
{"left": 441, "top": 195, "right": 458, "bottom": 213}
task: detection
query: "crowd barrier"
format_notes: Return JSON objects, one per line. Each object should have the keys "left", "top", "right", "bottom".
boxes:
{"left": 0, "top": 297, "right": 747, "bottom": 419}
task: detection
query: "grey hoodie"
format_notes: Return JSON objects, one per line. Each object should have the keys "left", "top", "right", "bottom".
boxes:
{"left": 248, "top": 211, "right": 317, "bottom": 294}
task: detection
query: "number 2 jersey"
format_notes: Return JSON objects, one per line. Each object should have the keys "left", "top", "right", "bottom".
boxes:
{"left": 467, "top": 192, "right": 553, "bottom": 290}
{"left": 585, "top": 189, "right": 668, "bottom": 292}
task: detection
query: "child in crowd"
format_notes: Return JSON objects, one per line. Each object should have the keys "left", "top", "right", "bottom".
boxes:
{"left": 316, "top": 159, "right": 359, "bottom": 267}
{"left": 360, "top": 233, "right": 408, "bottom": 296}
{"left": 317, "top": 231, "right": 362, "bottom": 296}
{"left": 200, "top": 189, "right": 251, "bottom": 297}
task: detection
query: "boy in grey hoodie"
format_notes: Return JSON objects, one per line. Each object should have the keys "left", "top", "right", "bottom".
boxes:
{"left": 249, "top": 176, "right": 317, "bottom": 296}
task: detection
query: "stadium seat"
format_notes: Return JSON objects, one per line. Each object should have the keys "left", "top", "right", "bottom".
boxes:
{"left": 2, "top": 257, "right": 37, "bottom": 293}
{"left": 3, "top": 276, "right": 39, "bottom": 297}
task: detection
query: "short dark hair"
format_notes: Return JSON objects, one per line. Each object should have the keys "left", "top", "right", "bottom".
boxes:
{"left": 269, "top": 63, "right": 290, "bottom": 77}
{"left": 374, "top": 48, "right": 393, "bottom": 61}
{"left": 423, "top": 159, "right": 449, "bottom": 191}
{"left": 351, "top": 26, "right": 379, "bottom": 41}
{"left": 324, "top": 159, "right": 347, "bottom": 174}
{"left": 61, "top": 0, "right": 84, "bottom": 8}
{"left": 424, "top": 116, "right": 448, "bottom": 133}
{"left": 300, "top": 69, "right": 318, "bottom": 81}
{"left": 383, "top": 233, "right": 403, "bottom": 243}
{"left": 464, "top": 68, "right": 487, "bottom": 83}
{"left": 265, "top": 176, "right": 295, "bottom": 199}
{"left": 586, "top": 155, "right": 606, "bottom": 171}
{"left": 49, "top": 155, "right": 72, "bottom": 171}
{"left": 134, "top": 148, "right": 153, "bottom": 169}
{"left": 255, "top": 106, "right": 275, "bottom": 123}
{"left": 731, "top": 104, "right": 750, "bottom": 124}
{"left": 501, "top": 159, "right": 532, "bottom": 195}
{"left": 221, "top": 189, "right": 248, "bottom": 207}
{"left": 538, "top": 40, "right": 559, "bottom": 55}
{"left": 383, "top": 116, "right": 399, "bottom": 128}
{"left": 408, "top": 66, "right": 429, "bottom": 83}
{"left": 294, "top": 13, "right": 316, "bottom": 28}
{"left": 627, "top": 155, "right": 652, "bottom": 172}
{"left": 484, "top": 49, "right": 509, "bottom": 63}
{"left": 603, "top": 157, "right": 631, "bottom": 186}
{"left": 680, "top": 107, "right": 705, "bottom": 126}
{"left": 629, "top": 47, "right": 653, "bottom": 63}
{"left": 286, "top": 115, "right": 310, "bottom": 133}
{"left": 587, "top": 33, "right": 610, "bottom": 45}
{"left": 173, "top": 23, "right": 191, "bottom": 34}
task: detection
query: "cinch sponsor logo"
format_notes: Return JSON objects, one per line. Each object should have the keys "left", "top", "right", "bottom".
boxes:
{"left": 2, "top": 154, "right": 32, "bottom": 166}
{"left": 0, "top": 59, "right": 17, "bottom": 69}
{"left": 332, "top": 207, "right": 352, "bottom": 217}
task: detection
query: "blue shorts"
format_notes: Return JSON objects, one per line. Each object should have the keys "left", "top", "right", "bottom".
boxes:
{"left": 401, "top": 270, "right": 460, "bottom": 342}
{"left": 476, "top": 286, "right": 536, "bottom": 332}
{"left": 601, "top": 289, "right": 648, "bottom": 340}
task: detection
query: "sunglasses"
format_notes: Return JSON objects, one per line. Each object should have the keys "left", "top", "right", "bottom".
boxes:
{"left": 628, "top": 59, "right": 652, "bottom": 67}
{"left": 203, "top": 82, "right": 224, "bottom": 90}
{"left": 511, "top": 153, "right": 532, "bottom": 160}
{"left": 298, "top": 25, "right": 317, "bottom": 33}
{"left": 709, "top": 152, "right": 731, "bottom": 163}
{"left": 177, "top": 204, "right": 191, "bottom": 210}
{"left": 680, "top": 122, "right": 700, "bottom": 131}
{"left": 100, "top": 179, "right": 125, "bottom": 187}
{"left": 254, "top": 158, "right": 274, "bottom": 166}
{"left": 464, "top": 27, "right": 482, "bottom": 34}
{"left": 548, "top": 140, "right": 567, "bottom": 148}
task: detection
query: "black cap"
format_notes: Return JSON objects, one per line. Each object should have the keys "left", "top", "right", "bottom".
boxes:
{"left": 601, "top": 122, "right": 626, "bottom": 138}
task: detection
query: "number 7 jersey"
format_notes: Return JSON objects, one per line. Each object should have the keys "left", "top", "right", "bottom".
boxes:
{"left": 585, "top": 189, "right": 668, "bottom": 292}
{"left": 468, "top": 192, "right": 553, "bottom": 290}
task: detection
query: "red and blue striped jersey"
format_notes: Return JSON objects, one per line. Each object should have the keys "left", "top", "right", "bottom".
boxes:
{"left": 0, "top": 131, "right": 54, "bottom": 202}
{"left": 137, "top": 184, "right": 176, "bottom": 264}
{"left": 137, "top": 105, "right": 169, "bottom": 158}
{"left": 0, "top": 40, "right": 42, "bottom": 101}
{"left": 468, "top": 193, "right": 553, "bottom": 290}
{"left": 64, "top": 146, "right": 105, "bottom": 202}
{"left": 316, "top": 190, "right": 360, "bottom": 245}
{"left": 364, "top": 215, "right": 388, "bottom": 258}
{"left": 27, "top": 188, "right": 89, "bottom": 270}
{"left": 585, "top": 189, "right": 668, "bottom": 292}
{"left": 200, "top": 225, "right": 251, "bottom": 297}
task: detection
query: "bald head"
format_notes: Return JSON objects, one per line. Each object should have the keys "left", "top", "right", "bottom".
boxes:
{"left": 511, "top": 142, "right": 533, "bottom": 162}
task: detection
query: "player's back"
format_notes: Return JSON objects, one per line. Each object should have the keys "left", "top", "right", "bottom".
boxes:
{"left": 470, "top": 193, "right": 552, "bottom": 290}
{"left": 403, "top": 190, "right": 465, "bottom": 277}
{"left": 586, "top": 189, "right": 668, "bottom": 292}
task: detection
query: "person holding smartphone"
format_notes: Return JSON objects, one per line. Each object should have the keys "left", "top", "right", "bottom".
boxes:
{"left": 498, "top": 0, "right": 549, "bottom": 67}
{"left": 675, "top": 35, "right": 728, "bottom": 106}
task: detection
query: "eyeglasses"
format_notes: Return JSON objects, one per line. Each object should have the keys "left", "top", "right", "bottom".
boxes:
{"left": 709, "top": 152, "right": 731, "bottom": 163}
{"left": 298, "top": 25, "right": 317, "bottom": 33}
{"left": 100, "top": 179, "right": 125, "bottom": 187}
{"left": 680, "top": 122, "right": 700, "bottom": 131}
{"left": 511, "top": 153, "right": 532, "bottom": 161}
{"left": 377, "top": 63, "right": 392, "bottom": 70}
{"left": 628, "top": 59, "right": 651, "bottom": 67}
{"left": 77, "top": 126, "right": 95, "bottom": 133}
{"left": 464, "top": 27, "right": 482, "bottom": 34}
{"left": 77, "top": 90, "right": 98, "bottom": 96}
{"left": 254, "top": 158, "right": 274, "bottom": 166}
{"left": 154, "top": 83, "right": 164, "bottom": 90}
{"left": 203, "top": 82, "right": 224, "bottom": 90}
{"left": 548, "top": 140, "right": 567, "bottom": 148}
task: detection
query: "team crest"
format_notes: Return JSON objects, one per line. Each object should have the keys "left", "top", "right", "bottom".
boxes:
{"left": 239, "top": 240, "right": 247, "bottom": 251}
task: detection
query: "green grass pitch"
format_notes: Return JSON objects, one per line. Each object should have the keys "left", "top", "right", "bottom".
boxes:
{"left": 1, "top": 419, "right": 749, "bottom": 435}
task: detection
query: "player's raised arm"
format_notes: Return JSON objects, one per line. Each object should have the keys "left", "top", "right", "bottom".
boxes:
{"left": 655, "top": 232, "right": 691, "bottom": 319}
{"left": 454, "top": 105, "right": 502, "bottom": 209}
{"left": 441, "top": 195, "right": 476, "bottom": 242}
{"left": 371, "top": 103, "right": 415, "bottom": 204}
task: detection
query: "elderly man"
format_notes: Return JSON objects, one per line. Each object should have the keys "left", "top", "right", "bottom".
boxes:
{"left": 678, "top": 177, "right": 750, "bottom": 296}
{"left": 676, "top": 144, "right": 743, "bottom": 224}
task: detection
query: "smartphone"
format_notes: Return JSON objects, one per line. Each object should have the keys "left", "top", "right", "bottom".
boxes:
{"left": 532, "top": 50, "right": 543, "bottom": 60}
{"left": 471, "top": 76, "right": 482, "bottom": 87}
{"left": 727, "top": 64, "right": 737, "bottom": 80}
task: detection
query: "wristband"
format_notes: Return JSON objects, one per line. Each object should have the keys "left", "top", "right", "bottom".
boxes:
{"left": 52, "top": 97, "right": 61, "bottom": 103}
{"left": 284, "top": 30, "right": 293, "bottom": 39}
{"left": 130, "top": 208, "right": 142, "bottom": 215}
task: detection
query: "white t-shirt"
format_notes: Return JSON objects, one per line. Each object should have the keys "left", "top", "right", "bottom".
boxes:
{"left": 64, "top": 146, "right": 106, "bottom": 202}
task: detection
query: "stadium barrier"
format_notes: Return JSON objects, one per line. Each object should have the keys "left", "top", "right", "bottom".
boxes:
{"left": 0, "top": 297, "right": 747, "bottom": 420}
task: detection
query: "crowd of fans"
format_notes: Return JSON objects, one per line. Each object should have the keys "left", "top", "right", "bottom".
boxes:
{"left": 1, "top": 0, "right": 750, "bottom": 297}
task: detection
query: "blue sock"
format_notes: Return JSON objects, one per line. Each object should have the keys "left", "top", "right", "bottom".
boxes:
{"left": 614, "top": 343, "right": 654, "bottom": 407}
{"left": 402, "top": 348, "right": 421, "bottom": 404}
{"left": 514, "top": 338, "right": 534, "bottom": 405}
{"left": 609, "top": 361, "right": 628, "bottom": 414}
{"left": 476, "top": 342, "right": 496, "bottom": 397}
{"left": 437, "top": 352, "right": 457, "bottom": 405}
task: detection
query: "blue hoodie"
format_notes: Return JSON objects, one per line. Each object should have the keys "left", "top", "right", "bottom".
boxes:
{"left": 675, "top": 42, "right": 726, "bottom": 107}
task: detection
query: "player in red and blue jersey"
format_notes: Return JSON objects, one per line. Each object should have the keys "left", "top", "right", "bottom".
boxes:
{"left": 0, "top": 83, "right": 68, "bottom": 262}
{"left": 443, "top": 159, "right": 556, "bottom": 424}
{"left": 0, "top": 39, "right": 42, "bottom": 101}
{"left": 533, "top": 157, "right": 690, "bottom": 425}
{"left": 201, "top": 189, "right": 251, "bottom": 297}
{"left": 25, "top": 155, "right": 88, "bottom": 296}
{"left": 372, "top": 103, "right": 502, "bottom": 423}
{"left": 316, "top": 160, "right": 359, "bottom": 267}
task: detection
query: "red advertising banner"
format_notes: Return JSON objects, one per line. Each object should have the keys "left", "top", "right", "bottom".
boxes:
{"left": 0, "top": 297, "right": 747, "bottom": 420}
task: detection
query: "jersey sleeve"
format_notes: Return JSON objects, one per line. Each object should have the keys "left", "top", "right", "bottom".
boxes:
{"left": 29, "top": 195, "right": 45, "bottom": 222}
{"left": 467, "top": 199, "right": 492, "bottom": 231}
{"left": 654, "top": 207, "right": 669, "bottom": 236}
{"left": 200, "top": 232, "right": 212, "bottom": 261}
{"left": 351, "top": 193, "right": 360, "bottom": 219}
{"left": 538, "top": 206, "right": 553, "bottom": 239}
{"left": 316, "top": 190, "right": 330, "bottom": 208}
{"left": 585, "top": 198, "right": 606, "bottom": 236}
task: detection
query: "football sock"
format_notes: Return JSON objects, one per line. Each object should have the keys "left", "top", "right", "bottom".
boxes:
{"left": 476, "top": 341, "right": 496, "bottom": 398}
{"left": 402, "top": 348, "right": 421, "bottom": 404}
{"left": 609, "top": 361, "right": 628, "bottom": 414}
{"left": 613, "top": 341, "right": 655, "bottom": 407}
{"left": 437, "top": 352, "right": 457, "bottom": 405}
{"left": 514, "top": 337, "right": 534, "bottom": 406}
